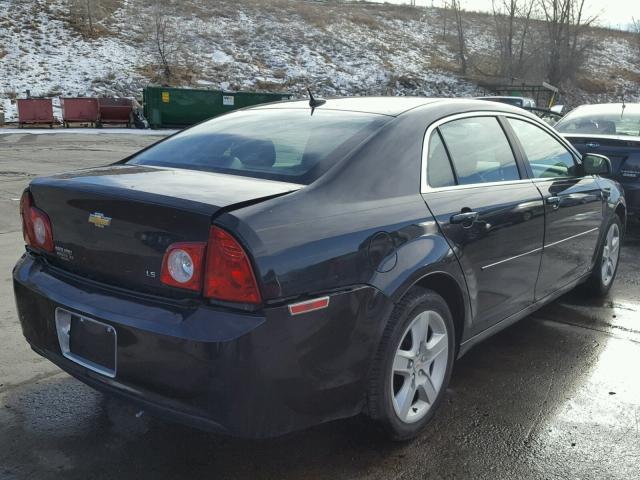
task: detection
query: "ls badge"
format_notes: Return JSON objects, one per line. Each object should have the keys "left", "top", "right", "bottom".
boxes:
{"left": 88, "top": 212, "right": 112, "bottom": 228}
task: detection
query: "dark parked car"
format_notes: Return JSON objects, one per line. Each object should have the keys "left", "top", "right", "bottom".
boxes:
{"left": 14, "top": 98, "right": 625, "bottom": 440}
{"left": 555, "top": 103, "right": 640, "bottom": 222}
{"left": 477, "top": 96, "right": 564, "bottom": 125}
{"left": 477, "top": 95, "right": 536, "bottom": 108}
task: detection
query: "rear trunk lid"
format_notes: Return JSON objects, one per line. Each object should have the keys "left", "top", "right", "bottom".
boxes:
{"left": 29, "top": 165, "right": 300, "bottom": 296}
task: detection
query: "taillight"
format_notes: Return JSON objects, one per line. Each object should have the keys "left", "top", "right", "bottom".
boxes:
{"left": 20, "top": 190, "right": 34, "bottom": 245}
{"left": 20, "top": 190, "right": 54, "bottom": 252}
{"left": 160, "top": 242, "right": 206, "bottom": 291}
{"left": 159, "top": 227, "right": 261, "bottom": 305}
{"left": 204, "top": 226, "right": 261, "bottom": 304}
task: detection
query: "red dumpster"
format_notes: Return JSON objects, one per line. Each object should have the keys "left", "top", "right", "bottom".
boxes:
{"left": 98, "top": 98, "right": 133, "bottom": 127}
{"left": 61, "top": 97, "right": 99, "bottom": 127}
{"left": 17, "top": 99, "right": 54, "bottom": 128}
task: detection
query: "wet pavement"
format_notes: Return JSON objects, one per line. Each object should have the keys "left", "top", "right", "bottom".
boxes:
{"left": 1, "top": 133, "right": 639, "bottom": 479}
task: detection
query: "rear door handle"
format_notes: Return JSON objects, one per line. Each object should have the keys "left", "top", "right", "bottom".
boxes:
{"left": 450, "top": 211, "right": 479, "bottom": 224}
{"left": 546, "top": 196, "right": 560, "bottom": 207}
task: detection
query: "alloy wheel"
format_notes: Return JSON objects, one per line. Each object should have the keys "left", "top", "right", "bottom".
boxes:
{"left": 601, "top": 223, "right": 620, "bottom": 287}
{"left": 391, "top": 310, "right": 449, "bottom": 424}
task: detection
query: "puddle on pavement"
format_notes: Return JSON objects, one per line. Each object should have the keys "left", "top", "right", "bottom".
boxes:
{"left": 529, "top": 329, "right": 640, "bottom": 479}
{"left": 534, "top": 232, "right": 640, "bottom": 342}
{"left": 535, "top": 295, "right": 640, "bottom": 342}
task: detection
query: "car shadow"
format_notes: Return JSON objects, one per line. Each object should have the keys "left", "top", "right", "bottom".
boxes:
{"left": 1, "top": 312, "right": 612, "bottom": 480}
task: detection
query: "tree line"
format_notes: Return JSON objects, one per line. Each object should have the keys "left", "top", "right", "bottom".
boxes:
{"left": 445, "top": 0, "right": 600, "bottom": 86}
{"left": 67, "top": 0, "right": 634, "bottom": 91}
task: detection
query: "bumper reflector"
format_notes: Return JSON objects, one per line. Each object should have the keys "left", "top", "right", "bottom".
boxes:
{"left": 288, "top": 296, "right": 330, "bottom": 316}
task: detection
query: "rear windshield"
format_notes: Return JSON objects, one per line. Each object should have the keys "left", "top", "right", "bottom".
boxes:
{"left": 128, "top": 109, "right": 389, "bottom": 184}
{"left": 556, "top": 106, "right": 640, "bottom": 137}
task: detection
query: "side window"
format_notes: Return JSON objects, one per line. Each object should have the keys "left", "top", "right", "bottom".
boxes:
{"left": 427, "top": 131, "right": 456, "bottom": 188}
{"left": 439, "top": 117, "right": 520, "bottom": 185}
{"left": 507, "top": 118, "right": 578, "bottom": 178}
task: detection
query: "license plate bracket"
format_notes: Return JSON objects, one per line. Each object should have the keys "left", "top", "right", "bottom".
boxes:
{"left": 55, "top": 308, "right": 117, "bottom": 378}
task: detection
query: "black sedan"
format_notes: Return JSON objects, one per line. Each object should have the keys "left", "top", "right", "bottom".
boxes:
{"left": 13, "top": 98, "right": 625, "bottom": 440}
{"left": 555, "top": 103, "right": 640, "bottom": 221}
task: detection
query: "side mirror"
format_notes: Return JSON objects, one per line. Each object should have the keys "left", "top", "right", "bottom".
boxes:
{"left": 583, "top": 153, "right": 611, "bottom": 176}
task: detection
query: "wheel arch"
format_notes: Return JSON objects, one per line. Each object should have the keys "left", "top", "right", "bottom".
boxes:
{"left": 394, "top": 270, "right": 468, "bottom": 351}
{"left": 614, "top": 202, "right": 626, "bottom": 233}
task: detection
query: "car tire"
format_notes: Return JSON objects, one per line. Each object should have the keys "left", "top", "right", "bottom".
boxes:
{"left": 366, "top": 287, "right": 455, "bottom": 441}
{"left": 584, "top": 215, "right": 623, "bottom": 297}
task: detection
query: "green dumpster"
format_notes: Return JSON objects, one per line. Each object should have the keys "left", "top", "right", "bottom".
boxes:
{"left": 143, "top": 86, "right": 293, "bottom": 129}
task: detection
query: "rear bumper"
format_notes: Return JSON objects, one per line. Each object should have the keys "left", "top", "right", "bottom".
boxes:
{"left": 13, "top": 253, "right": 391, "bottom": 438}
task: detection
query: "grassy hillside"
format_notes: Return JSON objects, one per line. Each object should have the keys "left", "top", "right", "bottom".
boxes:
{"left": 0, "top": 0, "right": 638, "bottom": 120}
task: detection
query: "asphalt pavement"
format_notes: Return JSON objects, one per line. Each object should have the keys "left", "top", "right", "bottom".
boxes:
{"left": 0, "top": 132, "right": 639, "bottom": 480}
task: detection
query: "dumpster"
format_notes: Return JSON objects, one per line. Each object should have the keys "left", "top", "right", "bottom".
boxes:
{"left": 61, "top": 97, "right": 99, "bottom": 127}
{"left": 98, "top": 98, "right": 133, "bottom": 127}
{"left": 143, "top": 86, "right": 292, "bottom": 129}
{"left": 17, "top": 99, "right": 54, "bottom": 128}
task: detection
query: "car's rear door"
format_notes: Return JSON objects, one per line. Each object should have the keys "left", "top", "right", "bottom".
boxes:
{"left": 421, "top": 114, "right": 545, "bottom": 332}
{"left": 505, "top": 117, "right": 605, "bottom": 300}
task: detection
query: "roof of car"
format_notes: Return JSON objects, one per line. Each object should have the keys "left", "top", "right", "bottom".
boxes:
{"left": 252, "top": 96, "right": 528, "bottom": 117}
{"left": 478, "top": 96, "right": 522, "bottom": 100}
{"left": 566, "top": 103, "right": 640, "bottom": 115}
{"left": 252, "top": 96, "right": 441, "bottom": 116}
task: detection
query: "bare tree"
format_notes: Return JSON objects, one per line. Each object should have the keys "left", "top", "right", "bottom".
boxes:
{"left": 69, "top": 0, "right": 101, "bottom": 35}
{"left": 85, "top": 0, "right": 94, "bottom": 33}
{"left": 441, "top": 0, "right": 448, "bottom": 39}
{"left": 539, "top": 0, "right": 597, "bottom": 84}
{"left": 515, "top": 1, "right": 535, "bottom": 73}
{"left": 632, "top": 17, "right": 640, "bottom": 60}
{"left": 451, "top": 0, "right": 467, "bottom": 74}
{"left": 491, "top": 0, "right": 535, "bottom": 79}
{"left": 149, "top": 1, "right": 181, "bottom": 82}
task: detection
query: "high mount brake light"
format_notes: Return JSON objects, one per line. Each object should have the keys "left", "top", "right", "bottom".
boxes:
{"left": 204, "top": 226, "right": 261, "bottom": 304}
{"left": 20, "top": 190, "right": 54, "bottom": 253}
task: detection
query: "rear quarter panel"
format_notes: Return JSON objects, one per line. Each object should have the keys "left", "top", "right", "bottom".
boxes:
{"left": 217, "top": 194, "right": 463, "bottom": 302}
{"left": 215, "top": 105, "right": 480, "bottom": 341}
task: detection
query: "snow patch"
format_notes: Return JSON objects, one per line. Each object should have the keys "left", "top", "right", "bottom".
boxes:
{"left": 211, "top": 50, "right": 233, "bottom": 64}
{"left": 1, "top": 0, "right": 638, "bottom": 123}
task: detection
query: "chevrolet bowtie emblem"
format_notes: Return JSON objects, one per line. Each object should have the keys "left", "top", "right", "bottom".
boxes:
{"left": 88, "top": 212, "right": 112, "bottom": 228}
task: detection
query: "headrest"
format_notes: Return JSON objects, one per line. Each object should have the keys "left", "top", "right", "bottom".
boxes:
{"left": 232, "top": 139, "right": 276, "bottom": 168}
{"left": 576, "top": 120, "right": 599, "bottom": 133}
{"left": 597, "top": 120, "right": 616, "bottom": 134}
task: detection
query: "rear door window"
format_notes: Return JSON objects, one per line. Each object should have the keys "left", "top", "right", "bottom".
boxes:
{"left": 438, "top": 117, "right": 520, "bottom": 185}
{"left": 507, "top": 118, "right": 578, "bottom": 178}
{"left": 427, "top": 131, "right": 456, "bottom": 188}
